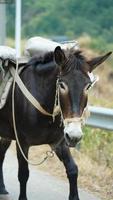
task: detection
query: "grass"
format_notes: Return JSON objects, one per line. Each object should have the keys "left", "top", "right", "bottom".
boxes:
{"left": 81, "top": 127, "right": 113, "bottom": 169}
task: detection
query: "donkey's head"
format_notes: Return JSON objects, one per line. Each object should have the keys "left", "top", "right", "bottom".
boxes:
{"left": 54, "top": 46, "right": 112, "bottom": 147}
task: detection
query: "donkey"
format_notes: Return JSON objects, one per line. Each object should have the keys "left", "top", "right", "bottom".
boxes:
{"left": 0, "top": 46, "right": 111, "bottom": 200}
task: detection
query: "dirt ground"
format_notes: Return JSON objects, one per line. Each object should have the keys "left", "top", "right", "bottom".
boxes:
{"left": 10, "top": 142, "right": 113, "bottom": 200}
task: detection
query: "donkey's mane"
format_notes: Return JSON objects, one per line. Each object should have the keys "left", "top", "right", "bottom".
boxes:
{"left": 26, "top": 49, "right": 88, "bottom": 73}
{"left": 73, "top": 50, "right": 88, "bottom": 72}
{"left": 26, "top": 52, "right": 54, "bottom": 67}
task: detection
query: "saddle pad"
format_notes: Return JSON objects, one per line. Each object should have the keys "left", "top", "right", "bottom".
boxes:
{"left": 0, "top": 45, "right": 29, "bottom": 109}
{"left": 0, "top": 72, "right": 13, "bottom": 109}
{"left": 0, "top": 67, "right": 24, "bottom": 109}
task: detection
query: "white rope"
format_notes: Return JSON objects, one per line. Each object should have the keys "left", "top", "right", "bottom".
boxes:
{"left": 12, "top": 59, "right": 54, "bottom": 165}
{"left": 64, "top": 106, "right": 90, "bottom": 126}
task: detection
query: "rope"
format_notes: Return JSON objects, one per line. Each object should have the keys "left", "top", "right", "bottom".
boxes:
{"left": 64, "top": 106, "right": 90, "bottom": 126}
{"left": 12, "top": 59, "right": 54, "bottom": 165}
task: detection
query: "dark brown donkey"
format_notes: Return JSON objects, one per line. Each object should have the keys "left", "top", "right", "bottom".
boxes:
{"left": 0, "top": 46, "right": 111, "bottom": 200}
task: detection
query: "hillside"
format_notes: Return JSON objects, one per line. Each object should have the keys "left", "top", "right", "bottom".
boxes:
{"left": 7, "top": 0, "right": 113, "bottom": 43}
{"left": 78, "top": 36, "right": 113, "bottom": 108}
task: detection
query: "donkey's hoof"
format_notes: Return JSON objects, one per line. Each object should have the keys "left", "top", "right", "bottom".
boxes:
{"left": 19, "top": 198, "right": 27, "bottom": 200}
{"left": 0, "top": 194, "right": 13, "bottom": 200}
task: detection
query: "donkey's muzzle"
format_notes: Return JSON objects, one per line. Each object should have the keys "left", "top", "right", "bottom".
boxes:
{"left": 65, "top": 133, "right": 82, "bottom": 147}
{"left": 64, "top": 119, "right": 83, "bottom": 147}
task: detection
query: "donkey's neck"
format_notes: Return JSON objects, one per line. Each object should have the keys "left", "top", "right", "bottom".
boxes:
{"left": 22, "top": 66, "right": 58, "bottom": 115}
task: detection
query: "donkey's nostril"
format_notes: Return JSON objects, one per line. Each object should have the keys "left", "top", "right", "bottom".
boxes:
{"left": 77, "top": 135, "right": 82, "bottom": 142}
{"left": 65, "top": 133, "right": 82, "bottom": 147}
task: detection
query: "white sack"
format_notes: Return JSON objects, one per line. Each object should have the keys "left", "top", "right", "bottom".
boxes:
{"left": 0, "top": 46, "right": 16, "bottom": 60}
{"left": 24, "top": 36, "right": 79, "bottom": 57}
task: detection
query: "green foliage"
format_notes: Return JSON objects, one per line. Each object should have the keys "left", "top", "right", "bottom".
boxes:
{"left": 6, "top": 3, "right": 15, "bottom": 38}
{"left": 81, "top": 127, "right": 113, "bottom": 169}
{"left": 6, "top": 0, "right": 113, "bottom": 43}
{"left": 88, "top": 37, "right": 113, "bottom": 52}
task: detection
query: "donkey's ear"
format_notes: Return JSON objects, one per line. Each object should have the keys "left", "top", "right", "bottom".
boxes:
{"left": 87, "top": 52, "right": 112, "bottom": 72}
{"left": 54, "top": 46, "right": 66, "bottom": 65}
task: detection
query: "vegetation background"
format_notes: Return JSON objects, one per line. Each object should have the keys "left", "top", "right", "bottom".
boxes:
{"left": 7, "top": 0, "right": 113, "bottom": 43}
{"left": 6, "top": 1, "right": 113, "bottom": 199}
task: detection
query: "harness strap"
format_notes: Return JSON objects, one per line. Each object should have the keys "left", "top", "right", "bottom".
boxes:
{"left": 11, "top": 63, "right": 61, "bottom": 166}
{"left": 10, "top": 67, "right": 58, "bottom": 117}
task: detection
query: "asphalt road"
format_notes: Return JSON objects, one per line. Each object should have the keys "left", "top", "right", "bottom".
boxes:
{"left": 1, "top": 150, "right": 101, "bottom": 200}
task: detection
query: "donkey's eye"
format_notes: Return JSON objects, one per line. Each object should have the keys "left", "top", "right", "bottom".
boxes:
{"left": 59, "top": 82, "right": 68, "bottom": 94}
{"left": 60, "top": 82, "right": 66, "bottom": 90}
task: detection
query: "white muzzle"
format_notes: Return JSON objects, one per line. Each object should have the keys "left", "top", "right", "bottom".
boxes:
{"left": 64, "top": 119, "right": 83, "bottom": 147}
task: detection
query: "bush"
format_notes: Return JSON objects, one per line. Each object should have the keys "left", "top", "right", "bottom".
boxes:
{"left": 81, "top": 126, "right": 113, "bottom": 169}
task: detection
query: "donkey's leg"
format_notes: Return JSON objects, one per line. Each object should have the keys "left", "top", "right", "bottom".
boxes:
{"left": 0, "top": 138, "right": 11, "bottom": 194}
{"left": 16, "top": 142, "right": 29, "bottom": 200}
{"left": 54, "top": 144, "right": 80, "bottom": 200}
